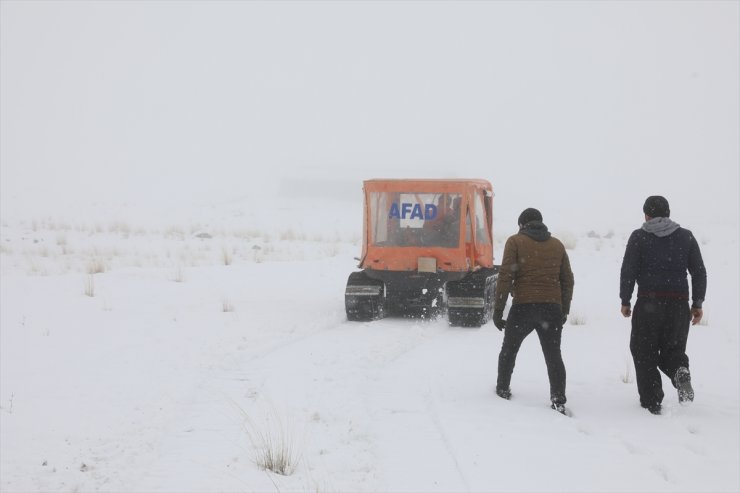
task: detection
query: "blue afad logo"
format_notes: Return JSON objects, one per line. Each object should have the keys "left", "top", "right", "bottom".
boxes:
{"left": 389, "top": 203, "right": 437, "bottom": 220}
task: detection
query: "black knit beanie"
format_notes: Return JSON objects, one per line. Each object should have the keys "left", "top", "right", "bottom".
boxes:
{"left": 518, "top": 208, "right": 543, "bottom": 226}
{"left": 643, "top": 196, "right": 670, "bottom": 218}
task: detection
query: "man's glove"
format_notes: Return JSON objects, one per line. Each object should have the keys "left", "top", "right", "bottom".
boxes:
{"left": 493, "top": 310, "right": 506, "bottom": 331}
{"left": 561, "top": 313, "right": 568, "bottom": 326}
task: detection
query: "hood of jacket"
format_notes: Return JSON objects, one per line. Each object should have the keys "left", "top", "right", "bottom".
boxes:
{"left": 519, "top": 221, "right": 551, "bottom": 242}
{"left": 642, "top": 217, "right": 680, "bottom": 238}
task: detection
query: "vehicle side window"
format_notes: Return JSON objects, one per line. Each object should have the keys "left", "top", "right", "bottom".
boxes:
{"left": 475, "top": 193, "right": 490, "bottom": 245}
{"left": 369, "top": 192, "right": 391, "bottom": 244}
{"left": 465, "top": 207, "right": 472, "bottom": 243}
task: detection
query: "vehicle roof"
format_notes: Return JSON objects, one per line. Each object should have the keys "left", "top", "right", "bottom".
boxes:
{"left": 363, "top": 178, "right": 492, "bottom": 192}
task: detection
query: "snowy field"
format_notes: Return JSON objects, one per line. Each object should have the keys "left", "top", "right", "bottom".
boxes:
{"left": 2, "top": 2, "right": 738, "bottom": 492}
{"left": 1, "top": 197, "right": 738, "bottom": 493}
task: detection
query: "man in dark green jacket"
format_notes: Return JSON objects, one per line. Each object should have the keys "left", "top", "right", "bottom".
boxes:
{"left": 493, "top": 208, "right": 575, "bottom": 414}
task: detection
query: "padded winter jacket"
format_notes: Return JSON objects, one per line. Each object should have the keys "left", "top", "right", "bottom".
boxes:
{"left": 494, "top": 222, "right": 574, "bottom": 314}
{"left": 620, "top": 225, "right": 707, "bottom": 308}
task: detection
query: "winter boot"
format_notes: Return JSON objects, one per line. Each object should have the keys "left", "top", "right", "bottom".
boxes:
{"left": 674, "top": 367, "right": 694, "bottom": 404}
{"left": 496, "top": 387, "right": 512, "bottom": 400}
{"left": 646, "top": 403, "right": 662, "bottom": 415}
{"left": 551, "top": 403, "right": 567, "bottom": 415}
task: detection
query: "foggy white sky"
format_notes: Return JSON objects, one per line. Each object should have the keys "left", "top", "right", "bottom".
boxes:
{"left": 1, "top": 1, "right": 738, "bottom": 231}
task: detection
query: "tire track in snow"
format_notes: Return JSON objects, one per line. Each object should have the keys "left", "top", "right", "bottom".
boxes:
{"left": 358, "top": 322, "right": 482, "bottom": 491}
{"left": 126, "top": 312, "right": 352, "bottom": 490}
{"left": 131, "top": 315, "right": 439, "bottom": 491}
{"left": 424, "top": 385, "right": 472, "bottom": 492}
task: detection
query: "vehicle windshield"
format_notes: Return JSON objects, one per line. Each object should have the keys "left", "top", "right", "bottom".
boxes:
{"left": 368, "top": 191, "right": 462, "bottom": 247}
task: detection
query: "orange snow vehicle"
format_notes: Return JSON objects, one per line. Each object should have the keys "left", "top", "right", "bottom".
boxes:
{"left": 344, "top": 179, "right": 499, "bottom": 327}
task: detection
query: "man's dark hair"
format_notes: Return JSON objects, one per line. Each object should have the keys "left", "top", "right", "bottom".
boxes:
{"left": 643, "top": 196, "right": 670, "bottom": 218}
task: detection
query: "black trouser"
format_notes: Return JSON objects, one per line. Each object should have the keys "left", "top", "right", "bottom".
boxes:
{"left": 630, "top": 298, "right": 691, "bottom": 408}
{"left": 496, "top": 303, "right": 566, "bottom": 404}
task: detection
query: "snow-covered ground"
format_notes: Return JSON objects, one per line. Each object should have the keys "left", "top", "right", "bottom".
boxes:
{"left": 2, "top": 2, "right": 738, "bottom": 491}
{"left": 1, "top": 197, "right": 737, "bottom": 493}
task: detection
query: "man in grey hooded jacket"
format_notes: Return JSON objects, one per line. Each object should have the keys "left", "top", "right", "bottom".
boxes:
{"left": 620, "top": 196, "right": 707, "bottom": 415}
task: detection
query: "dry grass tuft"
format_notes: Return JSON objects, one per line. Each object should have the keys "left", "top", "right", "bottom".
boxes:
{"left": 84, "top": 275, "right": 95, "bottom": 297}
{"left": 87, "top": 258, "right": 106, "bottom": 274}
{"left": 620, "top": 357, "right": 634, "bottom": 384}
{"left": 222, "top": 247, "right": 233, "bottom": 266}
{"left": 568, "top": 314, "right": 586, "bottom": 326}
{"left": 233, "top": 401, "right": 301, "bottom": 476}
{"left": 558, "top": 232, "right": 578, "bottom": 250}
{"left": 171, "top": 266, "right": 186, "bottom": 283}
